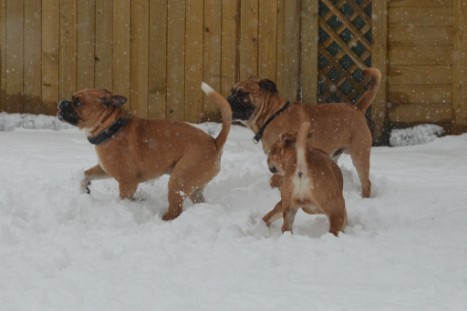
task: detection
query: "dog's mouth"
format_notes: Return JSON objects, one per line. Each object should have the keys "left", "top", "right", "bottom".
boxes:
{"left": 57, "top": 99, "right": 80, "bottom": 126}
{"left": 227, "top": 90, "right": 256, "bottom": 121}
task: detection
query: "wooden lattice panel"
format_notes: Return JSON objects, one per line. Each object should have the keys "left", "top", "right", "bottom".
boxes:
{"left": 318, "top": 0, "right": 372, "bottom": 104}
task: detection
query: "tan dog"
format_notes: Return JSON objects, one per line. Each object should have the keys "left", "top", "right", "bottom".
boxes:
{"left": 57, "top": 83, "right": 231, "bottom": 220}
{"left": 263, "top": 122, "right": 347, "bottom": 236}
{"left": 228, "top": 68, "right": 381, "bottom": 197}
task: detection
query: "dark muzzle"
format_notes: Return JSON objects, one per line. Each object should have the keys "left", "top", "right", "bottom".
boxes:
{"left": 227, "top": 92, "right": 255, "bottom": 121}
{"left": 57, "top": 99, "right": 79, "bottom": 125}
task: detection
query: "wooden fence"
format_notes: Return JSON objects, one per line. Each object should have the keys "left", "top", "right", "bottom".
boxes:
{"left": 387, "top": 0, "right": 467, "bottom": 133}
{"left": 0, "top": 0, "right": 466, "bottom": 144}
{"left": 0, "top": 0, "right": 313, "bottom": 122}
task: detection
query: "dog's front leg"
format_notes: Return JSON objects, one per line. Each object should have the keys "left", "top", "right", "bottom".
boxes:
{"left": 263, "top": 200, "right": 283, "bottom": 226}
{"left": 82, "top": 164, "right": 110, "bottom": 194}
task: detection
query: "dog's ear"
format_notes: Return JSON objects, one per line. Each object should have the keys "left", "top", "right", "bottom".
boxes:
{"left": 280, "top": 132, "right": 296, "bottom": 147}
{"left": 108, "top": 95, "right": 127, "bottom": 107}
{"left": 101, "top": 94, "right": 127, "bottom": 107}
{"left": 259, "top": 79, "right": 278, "bottom": 94}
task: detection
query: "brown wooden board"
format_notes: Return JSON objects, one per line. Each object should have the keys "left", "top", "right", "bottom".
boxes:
{"left": 42, "top": 0, "right": 60, "bottom": 115}
{"left": 95, "top": 0, "right": 113, "bottom": 91}
{"left": 185, "top": 0, "right": 204, "bottom": 122}
{"left": 130, "top": 0, "right": 149, "bottom": 118}
{"left": 148, "top": 0, "right": 167, "bottom": 120}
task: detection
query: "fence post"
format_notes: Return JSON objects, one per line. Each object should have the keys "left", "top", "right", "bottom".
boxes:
{"left": 453, "top": 0, "right": 467, "bottom": 130}
{"left": 300, "top": 0, "right": 318, "bottom": 104}
{"left": 372, "top": 0, "right": 389, "bottom": 145}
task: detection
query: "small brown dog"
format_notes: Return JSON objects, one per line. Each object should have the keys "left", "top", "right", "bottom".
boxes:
{"left": 228, "top": 68, "right": 381, "bottom": 197}
{"left": 58, "top": 83, "right": 231, "bottom": 220}
{"left": 263, "top": 122, "right": 347, "bottom": 236}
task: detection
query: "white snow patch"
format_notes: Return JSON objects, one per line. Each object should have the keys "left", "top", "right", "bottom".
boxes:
{"left": 390, "top": 124, "right": 444, "bottom": 147}
{"left": 0, "top": 112, "right": 72, "bottom": 131}
{"left": 1, "top": 114, "right": 467, "bottom": 310}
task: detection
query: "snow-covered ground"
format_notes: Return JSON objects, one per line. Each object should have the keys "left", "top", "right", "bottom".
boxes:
{"left": 1, "top": 113, "right": 466, "bottom": 310}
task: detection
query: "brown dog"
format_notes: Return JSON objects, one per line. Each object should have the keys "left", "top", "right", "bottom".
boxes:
{"left": 57, "top": 83, "right": 231, "bottom": 220}
{"left": 228, "top": 68, "right": 381, "bottom": 197}
{"left": 263, "top": 122, "right": 347, "bottom": 236}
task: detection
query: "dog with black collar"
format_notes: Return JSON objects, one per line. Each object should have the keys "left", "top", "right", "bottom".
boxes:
{"left": 228, "top": 68, "right": 381, "bottom": 198}
{"left": 57, "top": 83, "right": 231, "bottom": 220}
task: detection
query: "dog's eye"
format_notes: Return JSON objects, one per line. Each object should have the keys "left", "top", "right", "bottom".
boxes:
{"left": 237, "top": 90, "right": 249, "bottom": 98}
{"left": 73, "top": 99, "right": 82, "bottom": 107}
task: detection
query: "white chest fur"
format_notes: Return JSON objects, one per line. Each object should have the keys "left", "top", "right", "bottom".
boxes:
{"left": 291, "top": 145, "right": 313, "bottom": 201}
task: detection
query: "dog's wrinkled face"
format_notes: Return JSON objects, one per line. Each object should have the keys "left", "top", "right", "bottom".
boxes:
{"left": 267, "top": 132, "right": 297, "bottom": 175}
{"left": 227, "top": 78, "right": 278, "bottom": 121}
{"left": 57, "top": 89, "right": 127, "bottom": 129}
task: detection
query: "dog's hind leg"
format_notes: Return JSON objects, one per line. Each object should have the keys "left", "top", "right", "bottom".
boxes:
{"left": 349, "top": 147, "right": 371, "bottom": 198}
{"left": 118, "top": 181, "right": 138, "bottom": 200}
{"left": 189, "top": 186, "right": 206, "bottom": 204}
{"left": 82, "top": 164, "right": 110, "bottom": 194}
{"left": 281, "top": 207, "right": 298, "bottom": 233}
{"left": 327, "top": 204, "right": 347, "bottom": 237}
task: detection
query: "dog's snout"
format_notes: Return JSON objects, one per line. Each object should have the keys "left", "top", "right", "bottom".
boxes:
{"left": 227, "top": 95, "right": 235, "bottom": 106}
{"left": 57, "top": 99, "right": 80, "bottom": 125}
{"left": 269, "top": 166, "right": 278, "bottom": 174}
{"left": 58, "top": 99, "right": 72, "bottom": 109}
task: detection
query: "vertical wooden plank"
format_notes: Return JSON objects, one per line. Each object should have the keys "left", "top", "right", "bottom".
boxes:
{"left": 453, "top": 0, "right": 467, "bottom": 128}
{"left": 372, "top": 0, "right": 389, "bottom": 144}
{"left": 258, "top": 0, "right": 277, "bottom": 81}
{"left": 203, "top": 0, "right": 222, "bottom": 118}
{"left": 239, "top": 0, "right": 258, "bottom": 79}
{"left": 185, "top": 0, "right": 204, "bottom": 122}
{"left": 300, "top": 0, "right": 318, "bottom": 104}
{"left": 130, "top": 0, "right": 149, "bottom": 118}
{"left": 276, "top": 0, "right": 286, "bottom": 94}
{"left": 112, "top": 0, "right": 131, "bottom": 107}
{"left": 166, "top": 1, "right": 185, "bottom": 120}
{"left": 24, "top": 0, "right": 42, "bottom": 113}
{"left": 149, "top": 0, "right": 167, "bottom": 119}
{"left": 5, "top": 0, "right": 24, "bottom": 113}
{"left": 0, "top": 0, "right": 5, "bottom": 111}
{"left": 283, "top": 0, "right": 300, "bottom": 101}
{"left": 42, "top": 0, "right": 60, "bottom": 115}
{"left": 77, "top": 0, "right": 96, "bottom": 90}
{"left": 59, "top": 0, "right": 77, "bottom": 100}
{"left": 203, "top": 0, "right": 222, "bottom": 120}
{"left": 221, "top": 0, "right": 239, "bottom": 96}
{"left": 95, "top": 0, "right": 113, "bottom": 91}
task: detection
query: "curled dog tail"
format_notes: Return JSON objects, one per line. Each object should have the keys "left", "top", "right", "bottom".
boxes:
{"left": 355, "top": 67, "right": 382, "bottom": 112}
{"left": 201, "top": 82, "right": 232, "bottom": 151}
{"left": 295, "top": 121, "right": 311, "bottom": 177}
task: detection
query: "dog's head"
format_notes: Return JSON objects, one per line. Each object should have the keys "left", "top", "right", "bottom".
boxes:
{"left": 57, "top": 89, "right": 127, "bottom": 130}
{"left": 267, "top": 131, "right": 297, "bottom": 175}
{"left": 227, "top": 78, "right": 279, "bottom": 121}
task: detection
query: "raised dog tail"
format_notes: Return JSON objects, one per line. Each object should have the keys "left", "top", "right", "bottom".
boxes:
{"left": 355, "top": 67, "right": 382, "bottom": 112}
{"left": 201, "top": 82, "right": 232, "bottom": 151}
{"left": 295, "top": 121, "right": 311, "bottom": 177}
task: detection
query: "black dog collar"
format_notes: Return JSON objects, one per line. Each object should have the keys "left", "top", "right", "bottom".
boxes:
{"left": 253, "top": 101, "right": 291, "bottom": 144}
{"left": 87, "top": 117, "right": 130, "bottom": 145}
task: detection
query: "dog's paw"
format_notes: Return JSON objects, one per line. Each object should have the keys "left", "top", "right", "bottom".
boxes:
{"left": 80, "top": 180, "right": 91, "bottom": 194}
{"left": 162, "top": 210, "right": 182, "bottom": 221}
